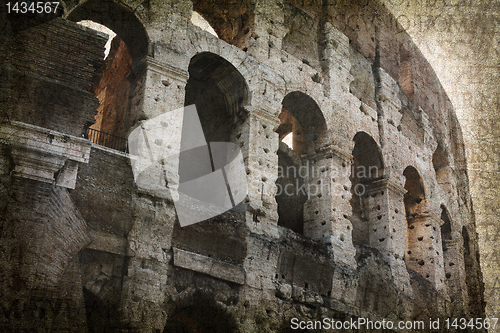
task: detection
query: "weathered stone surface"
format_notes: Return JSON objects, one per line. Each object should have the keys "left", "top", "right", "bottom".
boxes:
{"left": 0, "top": 0, "right": 489, "bottom": 332}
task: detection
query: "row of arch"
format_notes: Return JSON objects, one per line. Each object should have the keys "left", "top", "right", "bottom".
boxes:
{"left": 81, "top": 8, "right": 472, "bottom": 286}
{"left": 69, "top": 0, "right": 475, "bottom": 303}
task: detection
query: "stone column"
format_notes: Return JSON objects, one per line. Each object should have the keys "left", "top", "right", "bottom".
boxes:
{"left": 443, "top": 239, "right": 468, "bottom": 309}
{"left": 0, "top": 122, "right": 93, "bottom": 331}
{"left": 406, "top": 213, "right": 447, "bottom": 292}
{"left": 128, "top": 56, "right": 189, "bottom": 123}
{"left": 322, "top": 21, "right": 355, "bottom": 101}
{"left": 238, "top": 106, "right": 281, "bottom": 237}
{"left": 118, "top": 57, "right": 189, "bottom": 331}
{"left": 302, "top": 145, "right": 357, "bottom": 269}
{"left": 248, "top": 0, "right": 288, "bottom": 66}
{"left": 367, "top": 178, "right": 412, "bottom": 294}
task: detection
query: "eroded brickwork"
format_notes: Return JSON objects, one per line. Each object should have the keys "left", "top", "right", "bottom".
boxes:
{"left": 0, "top": 1, "right": 486, "bottom": 332}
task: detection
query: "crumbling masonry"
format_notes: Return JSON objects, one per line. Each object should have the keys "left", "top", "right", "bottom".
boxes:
{"left": 0, "top": 0, "right": 485, "bottom": 332}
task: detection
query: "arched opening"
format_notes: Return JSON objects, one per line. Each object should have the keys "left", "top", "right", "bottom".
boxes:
{"left": 350, "top": 132, "right": 384, "bottom": 247}
{"left": 168, "top": 52, "right": 249, "bottom": 264}
{"left": 433, "top": 140, "right": 453, "bottom": 191}
{"left": 275, "top": 92, "right": 328, "bottom": 236}
{"left": 441, "top": 206, "right": 452, "bottom": 252}
{"left": 67, "top": 0, "right": 148, "bottom": 66}
{"left": 279, "top": 92, "right": 328, "bottom": 155}
{"left": 185, "top": 52, "right": 249, "bottom": 143}
{"left": 440, "top": 206, "right": 455, "bottom": 284}
{"left": 68, "top": 1, "right": 149, "bottom": 151}
{"left": 164, "top": 300, "right": 237, "bottom": 333}
{"left": 403, "top": 166, "right": 427, "bottom": 274}
{"left": 77, "top": 21, "right": 132, "bottom": 150}
{"left": 190, "top": 0, "right": 254, "bottom": 50}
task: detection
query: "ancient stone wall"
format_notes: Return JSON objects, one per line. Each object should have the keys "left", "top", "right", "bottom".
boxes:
{"left": 0, "top": 0, "right": 486, "bottom": 332}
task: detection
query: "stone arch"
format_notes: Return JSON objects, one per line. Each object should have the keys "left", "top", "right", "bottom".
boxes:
{"left": 65, "top": 0, "right": 149, "bottom": 150}
{"left": 350, "top": 132, "right": 384, "bottom": 247}
{"left": 167, "top": 51, "right": 250, "bottom": 262}
{"left": 279, "top": 92, "right": 328, "bottom": 155}
{"left": 185, "top": 52, "right": 250, "bottom": 142}
{"left": 441, "top": 205, "right": 452, "bottom": 251}
{"left": 164, "top": 294, "right": 238, "bottom": 333}
{"left": 275, "top": 92, "right": 329, "bottom": 236}
{"left": 403, "top": 166, "right": 447, "bottom": 289}
{"left": 437, "top": 205, "right": 468, "bottom": 302}
{"left": 190, "top": 0, "right": 254, "bottom": 50}
{"left": 66, "top": 0, "right": 149, "bottom": 66}
{"left": 403, "top": 166, "right": 427, "bottom": 272}
{"left": 432, "top": 139, "right": 454, "bottom": 193}
{"left": 440, "top": 205, "right": 455, "bottom": 281}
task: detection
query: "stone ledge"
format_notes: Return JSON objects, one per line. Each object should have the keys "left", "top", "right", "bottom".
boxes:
{"left": 0, "top": 121, "right": 92, "bottom": 163}
{"left": 172, "top": 247, "right": 246, "bottom": 285}
{"left": 0, "top": 121, "right": 92, "bottom": 188}
{"left": 87, "top": 230, "right": 127, "bottom": 255}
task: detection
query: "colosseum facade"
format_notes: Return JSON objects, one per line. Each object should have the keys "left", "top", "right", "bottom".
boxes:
{"left": 0, "top": 0, "right": 487, "bottom": 332}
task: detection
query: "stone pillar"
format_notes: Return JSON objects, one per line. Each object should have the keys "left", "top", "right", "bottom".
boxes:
{"left": 128, "top": 56, "right": 189, "bottom": 124}
{"left": 303, "top": 145, "right": 357, "bottom": 269}
{"left": 367, "top": 178, "right": 412, "bottom": 294}
{"left": 443, "top": 239, "right": 468, "bottom": 309}
{"left": 406, "top": 213, "right": 447, "bottom": 292}
{"left": 0, "top": 122, "right": 93, "bottom": 332}
{"left": 118, "top": 197, "right": 176, "bottom": 332}
{"left": 322, "top": 22, "right": 355, "bottom": 102}
{"left": 118, "top": 56, "right": 189, "bottom": 331}
{"left": 239, "top": 106, "right": 280, "bottom": 237}
{"left": 248, "top": 0, "right": 288, "bottom": 65}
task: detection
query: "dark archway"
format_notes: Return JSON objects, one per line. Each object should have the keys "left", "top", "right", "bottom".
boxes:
{"left": 67, "top": 1, "right": 149, "bottom": 150}
{"left": 275, "top": 92, "right": 328, "bottom": 235}
{"left": 67, "top": 0, "right": 148, "bottom": 66}
{"left": 169, "top": 52, "right": 249, "bottom": 264}
{"left": 185, "top": 52, "right": 249, "bottom": 143}
{"left": 433, "top": 140, "right": 452, "bottom": 189}
{"left": 441, "top": 205, "right": 452, "bottom": 252}
{"left": 403, "top": 166, "right": 427, "bottom": 274}
{"left": 350, "top": 132, "right": 384, "bottom": 246}
{"left": 164, "top": 301, "right": 238, "bottom": 333}
{"left": 462, "top": 226, "right": 481, "bottom": 312}
{"left": 279, "top": 92, "right": 328, "bottom": 156}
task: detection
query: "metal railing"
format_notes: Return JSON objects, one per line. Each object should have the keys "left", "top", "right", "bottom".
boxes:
{"left": 85, "top": 128, "right": 128, "bottom": 152}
